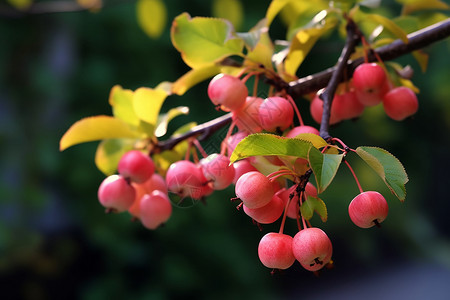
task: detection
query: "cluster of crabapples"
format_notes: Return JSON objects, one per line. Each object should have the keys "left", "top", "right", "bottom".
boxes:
{"left": 311, "top": 62, "right": 419, "bottom": 123}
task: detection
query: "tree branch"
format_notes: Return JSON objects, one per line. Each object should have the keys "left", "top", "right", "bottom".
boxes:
{"left": 319, "top": 18, "right": 359, "bottom": 140}
{"left": 154, "top": 18, "right": 450, "bottom": 152}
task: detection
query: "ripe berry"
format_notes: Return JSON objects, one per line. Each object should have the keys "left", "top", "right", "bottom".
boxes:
{"left": 243, "top": 194, "right": 284, "bottom": 224}
{"left": 139, "top": 190, "right": 172, "bottom": 230}
{"left": 129, "top": 173, "right": 168, "bottom": 218}
{"left": 166, "top": 160, "right": 210, "bottom": 199}
{"left": 208, "top": 74, "right": 248, "bottom": 111}
{"left": 118, "top": 150, "right": 155, "bottom": 183}
{"left": 235, "top": 171, "right": 274, "bottom": 209}
{"left": 225, "top": 131, "right": 248, "bottom": 158}
{"left": 352, "top": 63, "right": 387, "bottom": 106}
{"left": 310, "top": 92, "right": 342, "bottom": 125}
{"left": 232, "top": 159, "right": 258, "bottom": 184}
{"left": 98, "top": 174, "right": 136, "bottom": 212}
{"left": 292, "top": 227, "right": 332, "bottom": 272}
{"left": 348, "top": 191, "right": 389, "bottom": 228}
{"left": 199, "top": 153, "right": 235, "bottom": 190}
{"left": 285, "top": 125, "right": 320, "bottom": 137}
{"left": 332, "top": 90, "right": 365, "bottom": 120}
{"left": 382, "top": 86, "right": 418, "bottom": 121}
{"left": 258, "top": 96, "right": 294, "bottom": 132}
{"left": 258, "top": 232, "right": 296, "bottom": 270}
{"left": 232, "top": 97, "right": 263, "bottom": 133}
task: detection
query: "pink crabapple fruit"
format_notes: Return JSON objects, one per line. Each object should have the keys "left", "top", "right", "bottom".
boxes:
{"left": 285, "top": 125, "right": 320, "bottom": 137}
{"left": 332, "top": 90, "right": 365, "bottom": 120}
{"left": 232, "top": 159, "right": 258, "bottom": 184}
{"left": 98, "top": 174, "right": 136, "bottom": 212}
{"left": 292, "top": 227, "right": 333, "bottom": 272}
{"left": 258, "top": 232, "right": 296, "bottom": 270}
{"left": 199, "top": 153, "right": 235, "bottom": 190}
{"left": 310, "top": 92, "right": 342, "bottom": 125}
{"left": 348, "top": 191, "right": 389, "bottom": 228}
{"left": 243, "top": 194, "right": 284, "bottom": 224}
{"left": 258, "top": 96, "right": 294, "bottom": 132}
{"left": 128, "top": 173, "right": 168, "bottom": 219}
{"left": 165, "top": 160, "right": 211, "bottom": 200}
{"left": 352, "top": 63, "right": 387, "bottom": 106}
{"left": 232, "top": 96, "right": 264, "bottom": 133}
{"left": 139, "top": 190, "right": 172, "bottom": 230}
{"left": 382, "top": 86, "right": 419, "bottom": 121}
{"left": 207, "top": 74, "right": 248, "bottom": 111}
{"left": 235, "top": 171, "right": 274, "bottom": 209}
{"left": 118, "top": 150, "right": 155, "bottom": 183}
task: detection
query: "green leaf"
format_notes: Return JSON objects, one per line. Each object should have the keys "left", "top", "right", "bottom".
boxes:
{"left": 230, "top": 133, "right": 318, "bottom": 163}
{"left": 364, "top": 13, "right": 409, "bottom": 43}
{"left": 95, "top": 139, "right": 136, "bottom": 176}
{"left": 241, "top": 19, "right": 275, "bottom": 69}
{"left": 155, "top": 106, "right": 190, "bottom": 138}
{"left": 171, "top": 13, "right": 244, "bottom": 69}
{"left": 308, "top": 147, "right": 343, "bottom": 193}
{"left": 136, "top": 0, "right": 167, "bottom": 39}
{"left": 397, "top": 0, "right": 449, "bottom": 15}
{"left": 212, "top": 0, "right": 244, "bottom": 31}
{"left": 300, "top": 196, "right": 328, "bottom": 222}
{"left": 60, "top": 116, "right": 141, "bottom": 151}
{"left": 356, "top": 146, "right": 409, "bottom": 201}
{"left": 288, "top": 133, "right": 328, "bottom": 149}
{"left": 172, "top": 65, "right": 221, "bottom": 95}
{"left": 133, "top": 87, "right": 168, "bottom": 126}
{"left": 109, "top": 85, "right": 140, "bottom": 127}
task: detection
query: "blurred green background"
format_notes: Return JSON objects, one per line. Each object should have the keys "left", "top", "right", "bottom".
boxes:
{"left": 1, "top": 0, "right": 450, "bottom": 299}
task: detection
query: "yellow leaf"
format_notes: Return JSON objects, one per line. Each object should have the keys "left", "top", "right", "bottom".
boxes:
{"left": 212, "top": 0, "right": 244, "bottom": 31}
{"left": 266, "top": 0, "right": 293, "bottom": 26}
{"left": 172, "top": 65, "right": 221, "bottom": 95}
{"left": 136, "top": 0, "right": 167, "bottom": 39}
{"left": 133, "top": 87, "right": 168, "bottom": 125}
{"left": 109, "top": 85, "right": 140, "bottom": 126}
{"left": 60, "top": 116, "right": 141, "bottom": 151}
{"left": 412, "top": 50, "right": 429, "bottom": 72}
{"left": 400, "top": 0, "right": 449, "bottom": 15}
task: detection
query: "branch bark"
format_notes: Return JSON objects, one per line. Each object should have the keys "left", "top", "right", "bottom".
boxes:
{"left": 154, "top": 18, "right": 450, "bottom": 151}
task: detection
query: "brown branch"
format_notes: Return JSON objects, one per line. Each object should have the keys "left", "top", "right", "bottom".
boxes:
{"left": 154, "top": 18, "right": 450, "bottom": 152}
{"left": 319, "top": 18, "right": 360, "bottom": 140}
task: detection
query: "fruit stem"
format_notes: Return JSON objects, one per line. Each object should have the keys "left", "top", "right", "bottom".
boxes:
{"left": 344, "top": 159, "right": 364, "bottom": 193}
{"left": 285, "top": 94, "right": 304, "bottom": 126}
{"left": 220, "top": 120, "right": 237, "bottom": 156}
{"left": 253, "top": 74, "right": 260, "bottom": 97}
{"left": 267, "top": 169, "right": 294, "bottom": 181}
{"left": 193, "top": 139, "right": 208, "bottom": 158}
{"left": 279, "top": 188, "right": 293, "bottom": 235}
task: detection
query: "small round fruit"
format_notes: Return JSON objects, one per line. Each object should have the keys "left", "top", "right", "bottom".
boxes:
{"left": 118, "top": 150, "right": 155, "bottom": 183}
{"left": 232, "top": 159, "right": 258, "bottom": 184}
{"left": 166, "top": 160, "right": 209, "bottom": 199}
{"left": 243, "top": 194, "right": 284, "bottom": 224}
{"left": 208, "top": 74, "right": 248, "bottom": 111}
{"left": 382, "top": 86, "right": 418, "bottom": 121}
{"left": 285, "top": 125, "right": 320, "bottom": 137}
{"left": 258, "top": 96, "right": 294, "bottom": 132}
{"left": 232, "top": 97, "right": 264, "bottom": 133}
{"left": 235, "top": 171, "right": 274, "bottom": 209}
{"left": 98, "top": 174, "right": 136, "bottom": 212}
{"left": 310, "top": 93, "right": 342, "bottom": 125}
{"left": 352, "top": 63, "right": 387, "bottom": 106}
{"left": 139, "top": 190, "right": 172, "bottom": 230}
{"left": 292, "top": 227, "right": 333, "bottom": 272}
{"left": 258, "top": 232, "right": 296, "bottom": 270}
{"left": 332, "top": 90, "right": 365, "bottom": 120}
{"left": 199, "top": 153, "right": 235, "bottom": 190}
{"left": 348, "top": 191, "right": 388, "bottom": 228}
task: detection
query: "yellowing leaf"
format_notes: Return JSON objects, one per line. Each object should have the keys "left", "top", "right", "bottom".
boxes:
{"left": 155, "top": 106, "right": 190, "bottom": 138}
{"left": 133, "top": 87, "right": 168, "bottom": 125}
{"left": 266, "top": 0, "right": 293, "bottom": 26}
{"left": 60, "top": 116, "right": 141, "bottom": 151}
{"left": 365, "top": 14, "right": 409, "bottom": 43}
{"left": 172, "top": 65, "right": 221, "bottom": 95}
{"left": 95, "top": 139, "right": 136, "bottom": 176}
{"left": 398, "top": 0, "right": 449, "bottom": 15}
{"left": 300, "top": 196, "right": 328, "bottom": 222}
{"left": 241, "top": 19, "right": 275, "bottom": 69}
{"left": 109, "top": 85, "right": 140, "bottom": 127}
{"left": 287, "top": 133, "right": 328, "bottom": 149}
{"left": 136, "top": 0, "right": 167, "bottom": 39}
{"left": 8, "top": 0, "right": 32, "bottom": 10}
{"left": 212, "top": 0, "right": 244, "bottom": 31}
{"left": 171, "top": 13, "right": 244, "bottom": 68}
{"left": 412, "top": 50, "right": 429, "bottom": 72}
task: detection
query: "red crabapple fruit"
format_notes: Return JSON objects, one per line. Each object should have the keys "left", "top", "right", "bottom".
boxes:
{"left": 243, "top": 194, "right": 284, "bottom": 224}
{"left": 258, "top": 96, "right": 294, "bottom": 132}
{"left": 199, "top": 153, "right": 235, "bottom": 190}
{"left": 348, "top": 191, "right": 389, "bottom": 228}
{"left": 235, "top": 171, "right": 274, "bottom": 209}
{"left": 258, "top": 232, "right": 296, "bottom": 270}
{"left": 332, "top": 90, "right": 365, "bottom": 120}
{"left": 208, "top": 74, "right": 248, "bottom": 111}
{"left": 382, "top": 86, "right": 419, "bottom": 121}
{"left": 139, "top": 190, "right": 172, "bottom": 230}
{"left": 118, "top": 150, "right": 155, "bottom": 183}
{"left": 285, "top": 125, "right": 320, "bottom": 137}
{"left": 310, "top": 92, "right": 342, "bottom": 125}
{"left": 98, "top": 174, "right": 136, "bottom": 212}
{"left": 292, "top": 227, "right": 333, "bottom": 272}
{"left": 165, "top": 160, "right": 210, "bottom": 199}
{"left": 232, "top": 159, "right": 257, "bottom": 184}
{"left": 129, "top": 173, "right": 168, "bottom": 218}
{"left": 232, "top": 97, "right": 264, "bottom": 133}
{"left": 352, "top": 63, "right": 387, "bottom": 106}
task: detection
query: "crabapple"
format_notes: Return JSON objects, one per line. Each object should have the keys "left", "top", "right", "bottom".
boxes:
{"left": 235, "top": 171, "right": 274, "bottom": 209}
{"left": 139, "top": 190, "right": 172, "bottom": 230}
{"left": 279, "top": 183, "right": 318, "bottom": 219}
{"left": 118, "top": 150, "right": 155, "bottom": 183}
{"left": 310, "top": 92, "right": 342, "bottom": 125}
{"left": 243, "top": 194, "right": 284, "bottom": 224}
{"left": 258, "top": 96, "right": 294, "bottom": 132}
{"left": 285, "top": 125, "right": 320, "bottom": 137}
{"left": 332, "top": 90, "right": 365, "bottom": 120}
{"left": 232, "top": 96, "right": 263, "bottom": 133}
{"left": 199, "top": 153, "right": 235, "bottom": 190}
{"left": 129, "top": 173, "right": 168, "bottom": 218}
{"left": 207, "top": 74, "right": 248, "bottom": 111}
{"left": 225, "top": 131, "right": 248, "bottom": 158}
{"left": 382, "top": 86, "right": 418, "bottom": 121}
{"left": 348, "top": 191, "right": 389, "bottom": 228}
{"left": 352, "top": 63, "right": 387, "bottom": 106}
{"left": 98, "top": 174, "right": 136, "bottom": 212}
{"left": 166, "top": 160, "right": 210, "bottom": 199}
{"left": 258, "top": 232, "right": 296, "bottom": 270}
{"left": 232, "top": 159, "right": 257, "bottom": 184}
{"left": 292, "top": 227, "right": 332, "bottom": 272}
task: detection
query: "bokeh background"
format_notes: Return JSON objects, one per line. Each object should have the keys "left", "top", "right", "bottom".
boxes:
{"left": 1, "top": 0, "right": 450, "bottom": 299}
